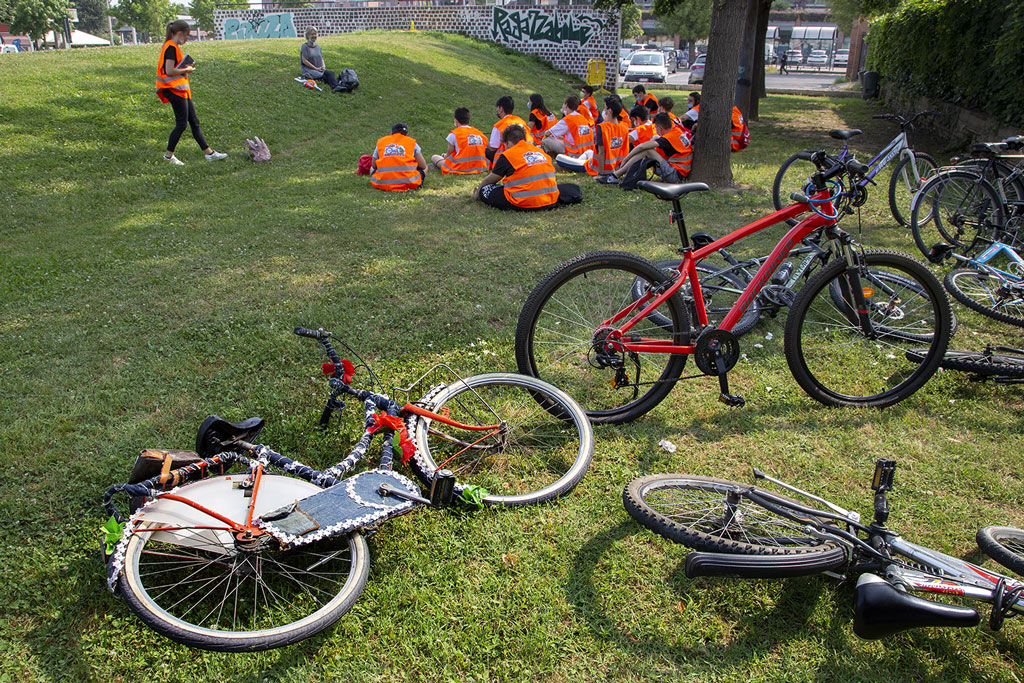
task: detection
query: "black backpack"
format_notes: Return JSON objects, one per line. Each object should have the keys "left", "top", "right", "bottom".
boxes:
{"left": 618, "top": 158, "right": 656, "bottom": 191}
{"left": 335, "top": 68, "right": 359, "bottom": 93}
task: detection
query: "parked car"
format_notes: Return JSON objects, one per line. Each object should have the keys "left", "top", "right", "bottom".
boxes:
{"left": 688, "top": 53, "right": 706, "bottom": 84}
{"left": 619, "top": 47, "right": 633, "bottom": 75}
{"left": 807, "top": 50, "right": 829, "bottom": 66}
{"left": 662, "top": 48, "right": 678, "bottom": 73}
{"left": 833, "top": 48, "right": 850, "bottom": 67}
{"left": 625, "top": 51, "right": 668, "bottom": 83}
{"left": 0, "top": 45, "right": 20, "bottom": 54}
{"left": 785, "top": 49, "right": 803, "bottom": 65}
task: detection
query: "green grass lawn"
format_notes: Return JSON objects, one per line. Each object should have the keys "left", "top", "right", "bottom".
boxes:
{"left": 2, "top": 31, "right": 1023, "bottom": 681}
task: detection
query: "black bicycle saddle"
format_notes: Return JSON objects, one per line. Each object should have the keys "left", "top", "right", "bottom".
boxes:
{"left": 636, "top": 181, "right": 710, "bottom": 201}
{"left": 196, "top": 415, "right": 265, "bottom": 458}
{"left": 829, "top": 129, "right": 862, "bottom": 140}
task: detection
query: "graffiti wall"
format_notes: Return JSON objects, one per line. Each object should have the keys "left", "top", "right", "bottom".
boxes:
{"left": 213, "top": 5, "right": 619, "bottom": 89}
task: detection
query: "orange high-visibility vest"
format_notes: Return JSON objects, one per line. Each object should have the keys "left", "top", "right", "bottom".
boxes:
{"left": 562, "top": 112, "right": 596, "bottom": 157}
{"left": 657, "top": 127, "right": 693, "bottom": 177}
{"left": 575, "top": 103, "right": 594, "bottom": 124}
{"left": 493, "top": 115, "right": 533, "bottom": 151}
{"left": 440, "top": 126, "right": 488, "bottom": 174}
{"left": 155, "top": 39, "right": 191, "bottom": 101}
{"left": 370, "top": 133, "right": 423, "bottom": 191}
{"left": 582, "top": 96, "right": 598, "bottom": 122}
{"left": 530, "top": 108, "right": 557, "bottom": 136}
{"left": 500, "top": 141, "right": 559, "bottom": 209}
{"left": 595, "top": 121, "right": 629, "bottom": 174}
{"left": 731, "top": 107, "right": 746, "bottom": 151}
{"left": 637, "top": 93, "right": 658, "bottom": 111}
{"left": 632, "top": 121, "right": 655, "bottom": 146}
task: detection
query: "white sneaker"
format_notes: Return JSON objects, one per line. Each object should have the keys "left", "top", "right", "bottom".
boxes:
{"left": 204, "top": 151, "right": 227, "bottom": 161}
{"left": 163, "top": 154, "right": 184, "bottom": 166}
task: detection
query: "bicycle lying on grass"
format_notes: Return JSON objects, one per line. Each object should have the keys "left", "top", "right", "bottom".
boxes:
{"left": 906, "top": 345, "right": 1024, "bottom": 384}
{"left": 624, "top": 459, "right": 1024, "bottom": 640}
{"left": 516, "top": 152, "right": 953, "bottom": 424}
{"left": 102, "top": 327, "right": 594, "bottom": 651}
{"left": 928, "top": 239, "right": 1024, "bottom": 328}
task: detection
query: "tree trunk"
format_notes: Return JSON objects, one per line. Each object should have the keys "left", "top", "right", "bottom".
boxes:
{"left": 690, "top": 0, "right": 746, "bottom": 188}
{"left": 751, "top": 0, "right": 772, "bottom": 115}
{"left": 734, "top": 0, "right": 759, "bottom": 118}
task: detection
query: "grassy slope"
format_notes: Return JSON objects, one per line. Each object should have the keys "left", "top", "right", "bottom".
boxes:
{"left": 1, "top": 32, "right": 1023, "bottom": 681}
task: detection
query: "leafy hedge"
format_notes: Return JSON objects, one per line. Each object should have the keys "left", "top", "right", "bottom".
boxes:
{"left": 869, "top": 0, "right": 1024, "bottom": 126}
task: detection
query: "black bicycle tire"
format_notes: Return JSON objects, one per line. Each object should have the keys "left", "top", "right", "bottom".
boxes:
{"left": 407, "top": 373, "right": 594, "bottom": 507}
{"left": 684, "top": 546, "right": 849, "bottom": 578}
{"left": 828, "top": 267, "right": 959, "bottom": 340}
{"left": 623, "top": 474, "right": 846, "bottom": 559}
{"left": 888, "top": 152, "right": 939, "bottom": 227}
{"left": 977, "top": 526, "right": 1024, "bottom": 576}
{"left": 515, "top": 251, "right": 689, "bottom": 425}
{"left": 772, "top": 150, "right": 817, "bottom": 227}
{"left": 906, "top": 347, "right": 1024, "bottom": 378}
{"left": 629, "top": 259, "right": 762, "bottom": 337}
{"left": 945, "top": 268, "right": 1024, "bottom": 328}
{"left": 784, "top": 249, "right": 951, "bottom": 407}
{"left": 910, "top": 170, "right": 1003, "bottom": 259}
{"left": 119, "top": 475, "right": 370, "bottom": 652}
{"left": 955, "top": 158, "right": 1024, "bottom": 204}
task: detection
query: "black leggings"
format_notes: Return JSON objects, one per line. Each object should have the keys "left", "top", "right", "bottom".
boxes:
{"left": 167, "top": 94, "right": 208, "bottom": 153}
{"left": 313, "top": 69, "right": 340, "bottom": 89}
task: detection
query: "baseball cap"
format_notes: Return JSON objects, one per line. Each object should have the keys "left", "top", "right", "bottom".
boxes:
{"left": 392, "top": 122, "right": 408, "bottom": 134}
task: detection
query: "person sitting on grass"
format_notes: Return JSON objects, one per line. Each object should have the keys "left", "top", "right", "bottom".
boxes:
{"left": 300, "top": 27, "right": 346, "bottom": 92}
{"left": 370, "top": 122, "right": 428, "bottom": 191}
{"left": 601, "top": 112, "right": 692, "bottom": 186}
{"left": 528, "top": 93, "right": 558, "bottom": 138}
{"left": 578, "top": 84, "right": 599, "bottom": 123}
{"left": 628, "top": 105, "right": 656, "bottom": 147}
{"left": 473, "top": 125, "right": 582, "bottom": 211}
{"left": 486, "top": 95, "right": 532, "bottom": 164}
{"left": 632, "top": 84, "right": 659, "bottom": 114}
{"left": 680, "top": 91, "right": 700, "bottom": 130}
{"left": 590, "top": 97, "right": 630, "bottom": 178}
{"left": 540, "top": 95, "right": 595, "bottom": 170}
{"left": 431, "top": 107, "right": 488, "bottom": 175}
{"left": 657, "top": 96, "right": 685, "bottom": 132}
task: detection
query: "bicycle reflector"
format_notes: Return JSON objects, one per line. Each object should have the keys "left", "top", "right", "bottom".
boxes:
{"left": 871, "top": 459, "right": 896, "bottom": 492}
{"left": 322, "top": 363, "right": 335, "bottom": 375}
{"left": 862, "top": 287, "right": 875, "bottom": 298}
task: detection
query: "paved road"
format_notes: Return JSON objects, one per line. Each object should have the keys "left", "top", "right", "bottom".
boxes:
{"left": 619, "top": 68, "right": 850, "bottom": 93}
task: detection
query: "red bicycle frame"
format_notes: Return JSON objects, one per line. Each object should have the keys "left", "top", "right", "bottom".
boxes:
{"left": 601, "top": 191, "right": 836, "bottom": 356}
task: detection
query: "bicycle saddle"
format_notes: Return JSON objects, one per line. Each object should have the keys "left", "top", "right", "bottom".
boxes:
{"left": 970, "top": 142, "right": 1008, "bottom": 158}
{"left": 196, "top": 415, "right": 266, "bottom": 458}
{"left": 829, "top": 129, "right": 862, "bottom": 140}
{"left": 852, "top": 573, "right": 979, "bottom": 640}
{"left": 636, "top": 181, "right": 710, "bottom": 201}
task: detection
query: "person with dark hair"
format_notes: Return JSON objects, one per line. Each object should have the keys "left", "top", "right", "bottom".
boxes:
{"left": 541, "top": 95, "right": 594, "bottom": 164}
{"left": 680, "top": 91, "right": 701, "bottom": 130}
{"left": 300, "top": 27, "right": 345, "bottom": 92}
{"left": 486, "top": 96, "right": 532, "bottom": 163}
{"left": 628, "top": 105, "right": 656, "bottom": 147}
{"left": 601, "top": 112, "right": 692, "bottom": 186}
{"left": 370, "top": 122, "right": 428, "bottom": 191}
{"left": 657, "top": 96, "right": 684, "bottom": 130}
{"left": 473, "top": 125, "right": 582, "bottom": 210}
{"left": 528, "top": 93, "right": 558, "bottom": 137}
{"left": 588, "top": 96, "right": 630, "bottom": 178}
{"left": 431, "top": 108, "right": 488, "bottom": 174}
{"left": 156, "top": 19, "right": 226, "bottom": 165}
{"left": 632, "top": 84, "right": 659, "bottom": 113}
{"left": 578, "top": 84, "right": 599, "bottom": 123}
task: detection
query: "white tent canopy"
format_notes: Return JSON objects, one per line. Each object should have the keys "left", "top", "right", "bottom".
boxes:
{"left": 791, "top": 26, "right": 837, "bottom": 41}
{"left": 45, "top": 29, "right": 110, "bottom": 46}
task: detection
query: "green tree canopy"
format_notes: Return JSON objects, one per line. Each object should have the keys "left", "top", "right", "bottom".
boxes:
{"left": 0, "top": 0, "right": 14, "bottom": 24}
{"left": 10, "top": 0, "right": 70, "bottom": 41}
{"left": 619, "top": 2, "right": 641, "bottom": 40}
{"left": 827, "top": 0, "right": 902, "bottom": 31}
{"left": 72, "top": 0, "right": 107, "bottom": 34}
{"left": 654, "top": 0, "right": 712, "bottom": 42}
{"left": 111, "top": 0, "right": 175, "bottom": 38}
{"left": 188, "top": 0, "right": 214, "bottom": 34}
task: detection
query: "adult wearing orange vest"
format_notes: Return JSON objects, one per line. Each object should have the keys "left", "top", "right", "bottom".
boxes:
{"left": 628, "top": 105, "right": 656, "bottom": 147}
{"left": 156, "top": 19, "right": 226, "bottom": 165}
{"left": 370, "top": 122, "right": 428, "bottom": 191}
{"left": 431, "top": 107, "right": 488, "bottom": 174}
{"left": 527, "top": 93, "right": 558, "bottom": 138}
{"left": 486, "top": 96, "right": 532, "bottom": 164}
{"left": 600, "top": 112, "right": 692, "bottom": 186}
{"left": 591, "top": 97, "right": 629, "bottom": 177}
{"left": 474, "top": 125, "right": 582, "bottom": 211}
{"left": 631, "top": 85, "right": 659, "bottom": 114}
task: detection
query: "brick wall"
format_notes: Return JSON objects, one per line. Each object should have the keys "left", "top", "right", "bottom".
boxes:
{"left": 213, "top": 5, "right": 620, "bottom": 89}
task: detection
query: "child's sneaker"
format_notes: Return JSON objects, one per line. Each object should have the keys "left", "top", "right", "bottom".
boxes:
{"left": 204, "top": 151, "right": 227, "bottom": 161}
{"left": 163, "top": 154, "right": 184, "bottom": 166}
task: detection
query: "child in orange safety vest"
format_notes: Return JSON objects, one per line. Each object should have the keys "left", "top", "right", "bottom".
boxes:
{"left": 370, "top": 122, "right": 428, "bottom": 191}
{"left": 431, "top": 107, "right": 488, "bottom": 174}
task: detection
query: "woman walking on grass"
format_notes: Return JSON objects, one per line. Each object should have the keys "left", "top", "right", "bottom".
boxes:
{"left": 156, "top": 19, "right": 226, "bottom": 165}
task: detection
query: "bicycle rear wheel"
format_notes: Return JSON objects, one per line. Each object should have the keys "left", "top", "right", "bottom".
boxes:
{"left": 785, "top": 249, "right": 951, "bottom": 407}
{"left": 515, "top": 251, "right": 689, "bottom": 424}
{"left": 119, "top": 474, "right": 369, "bottom": 652}
{"left": 772, "top": 151, "right": 817, "bottom": 226}
{"left": 623, "top": 474, "right": 846, "bottom": 561}
{"left": 977, "top": 526, "right": 1024, "bottom": 576}
{"left": 629, "top": 259, "right": 762, "bottom": 337}
{"left": 945, "top": 268, "right": 1024, "bottom": 328}
{"left": 889, "top": 152, "right": 938, "bottom": 227}
{"left": 910, "top": 170, "right": 1002, "bottom": 259}
{"left": 409, "top": 373, "right": 594, "bottom": 506}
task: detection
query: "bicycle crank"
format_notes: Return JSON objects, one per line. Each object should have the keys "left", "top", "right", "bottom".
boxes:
{"left": 694, "top": 328, "right": 745, "bottom": 407}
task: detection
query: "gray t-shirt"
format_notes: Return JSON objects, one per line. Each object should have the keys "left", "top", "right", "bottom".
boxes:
{"left": 300, "top": 41, "right": 325, "bottom": 79}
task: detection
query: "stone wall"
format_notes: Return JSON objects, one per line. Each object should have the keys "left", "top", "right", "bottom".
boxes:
{"left": 880, "top": 82, "right": 1021, "bottom": 148}
{"left": 213, "top": 5, "right": 620, "bottom": 90}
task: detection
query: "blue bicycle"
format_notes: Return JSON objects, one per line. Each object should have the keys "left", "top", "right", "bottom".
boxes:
{"left": 931, "top": 239, "right": 1024, "bottom": 327}
{"left": 772, "top": 111, "right": 938, "bottom": 227}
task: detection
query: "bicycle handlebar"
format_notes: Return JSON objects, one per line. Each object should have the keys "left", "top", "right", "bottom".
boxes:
{"left": 871, "top": 110, "right": 935, "bottom": 128}
{"left": 294, "top": 326, "right": 327, "bottom": 339}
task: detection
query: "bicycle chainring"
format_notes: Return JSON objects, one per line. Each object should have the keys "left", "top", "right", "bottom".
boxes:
{"left": 694, "top": 328, "right": 741, "bottom": 377}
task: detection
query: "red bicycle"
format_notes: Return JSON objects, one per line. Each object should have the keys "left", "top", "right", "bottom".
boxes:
{"left": 515, "top": 153, "right": 953, "bottom": 424}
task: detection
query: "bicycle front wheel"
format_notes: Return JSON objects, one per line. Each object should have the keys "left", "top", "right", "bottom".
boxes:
{"left": 516, "top": 251, "right": 689, "bottom": 424}
{"left": 888, "top": 152, "right": 938, "bottom": 227}
{"left": 785, "top": 249, "right": 951, "bottom": 407}
{"left": 977, "top": 526, "right": 1024, "bottom": 576}
{"left": 945, "top": 268, "right": 1024, "bottom": 328}
{"left": 119, "top": 474, "right": 370, "bottom": 652}
{"left": 409, "top": 373, "right": 594, "bottom": 506}
{"left": 910, "top": 170, "right": 1002, "bottom": 259}
{"left": 623, "top": 474, "right": 846, "bottom": 562}
{"left": 772, "top": 151, "right": 817, "bottom": 226}
{"left": 906, "top": 347, "right": 1024, "bottom": 378}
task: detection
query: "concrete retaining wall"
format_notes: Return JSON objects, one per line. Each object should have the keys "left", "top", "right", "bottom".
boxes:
{"left": 880, "top": 82, "right": 1020, "bottom": 148}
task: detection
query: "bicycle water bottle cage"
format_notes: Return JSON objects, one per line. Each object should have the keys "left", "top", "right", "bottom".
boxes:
{"left": 828, "top": 129, "right": 862, "bottom": 141}
{"left": 690, "top": 232, "right": 716, "bottom": 250}
{"left": 196, "top": 415, "right": 266, "bottom": 458}
{"left": 852, "top": 574, "right": 979, "bottom": 640}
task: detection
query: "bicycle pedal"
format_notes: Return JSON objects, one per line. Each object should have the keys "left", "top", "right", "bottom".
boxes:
{"left": 718, "top": 393, "right": 745, "bottom": 408}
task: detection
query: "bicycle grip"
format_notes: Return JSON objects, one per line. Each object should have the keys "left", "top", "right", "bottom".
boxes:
{"left": 845, "top": 159, "right": 870, "bottom": 176}
{"left": 294, "top": 326, "right": 327, "bottom": 339}
{"left": 790, "top": 192, "right": 810, "bottom": 204}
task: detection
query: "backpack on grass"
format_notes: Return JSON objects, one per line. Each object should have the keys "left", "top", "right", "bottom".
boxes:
{"left": 335, "top": 68, "right": 359, "bottom": 93}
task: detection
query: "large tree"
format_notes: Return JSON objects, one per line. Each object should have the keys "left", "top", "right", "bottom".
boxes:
{"left": 72, "top": 0, "right": 106, "bottom": 34}
{"left": 188, "top": 0, "right": 215, "bottom": 34}
{"left": 111, "top": 0, "right": 174, "bottom": 39}
{"left": 619, "top": 1, "right": 641, "bottom": 40}
{"left": 0, "top": 0, "right": 14, "bottom": 24}
{"left": 653, "top": 0, "right": 711, "bottom": 65}
{"left": 10, "top": 0, "right": 70, "bottom": 43}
